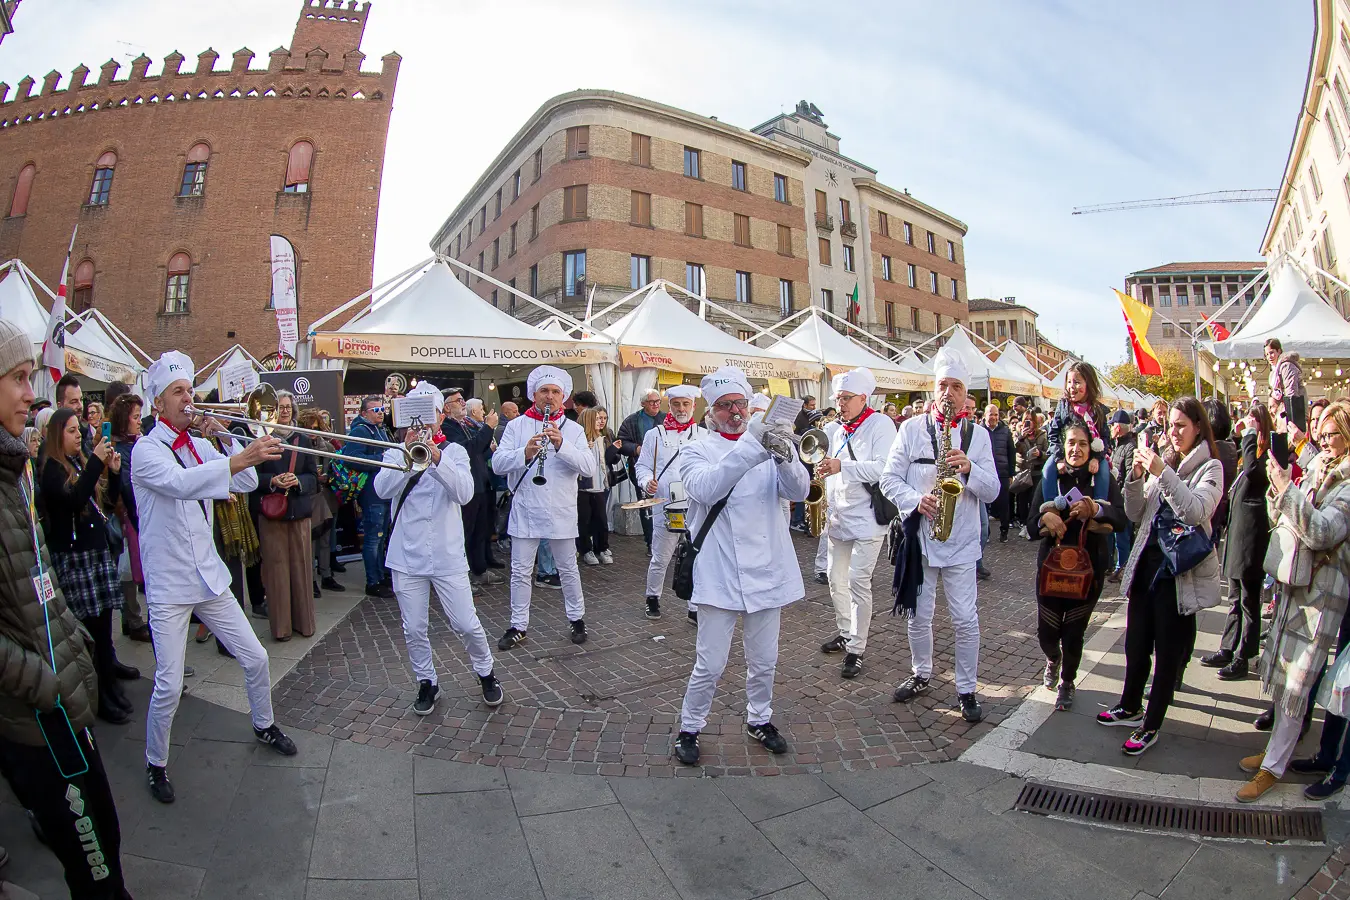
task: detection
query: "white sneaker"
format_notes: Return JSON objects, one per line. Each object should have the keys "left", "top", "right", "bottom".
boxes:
{"left": 1018, "top": 525, "right": 1029, "bottom": 540}
{"left": 582, "top": 552, "right": 600, "bottom": 566}
{"left": 598, "top": 550, "right": 614, "bottom": 565}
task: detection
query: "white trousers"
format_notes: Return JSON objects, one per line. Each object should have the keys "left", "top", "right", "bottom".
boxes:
{"left": 510, "top": 537, "right": 584, "bottom": 630}
{"left": 1262, "top": 707, "right": 1303, "bottom": 777}
{"left": 645, "top": 525, "right": 693, "bottom": 610}
{"left": 909, "top": 561, "right": 981, "bottom": 693}
{"left": 814, "top": 534, "right": 829, "bottom": 575}
{"left": 679, "top": 606, "right": 781, "bottom": 733}
{"left": 827, "top": 535, "right": 884, "bottom": 654}
{"left": 392, "top": 571, "right": 495, "bottom": 682}
{"left": 146, "top": 591, "right": 273, "bottom": 767}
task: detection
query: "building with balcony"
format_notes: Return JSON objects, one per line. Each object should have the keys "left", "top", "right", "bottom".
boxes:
{"left": 1122, "top": 262, "right": 1268, "bottom": 356}
{"left": 430, "top": 93, "right": 968, "bottom": 348}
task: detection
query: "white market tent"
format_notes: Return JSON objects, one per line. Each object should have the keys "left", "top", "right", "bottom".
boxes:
{"left": 992, "top": 341, "right": 1054, "bottom": 400}
{"left": 765, "top": 310, "right": 929, "bottom": 397}
{"left": 1206, "top": 261, "right": 1350, "bottom": 361}
{"left": 919, "top": 326, "right": 1043, "bottom": 398}
{"left": 195, "top": 344, "right": 265, "bottom": 397}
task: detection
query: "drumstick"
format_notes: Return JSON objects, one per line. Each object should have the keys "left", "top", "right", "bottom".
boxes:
{"left": 651, "top": 439, "right": 659, "bottom": 496}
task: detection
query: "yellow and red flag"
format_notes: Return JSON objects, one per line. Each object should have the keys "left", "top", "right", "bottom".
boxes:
{"left": 1202, "top": 315, "right": 1230, "bottom": 341}
{"left": 1113, "top": 289, "right": 1162, "bottom": 376}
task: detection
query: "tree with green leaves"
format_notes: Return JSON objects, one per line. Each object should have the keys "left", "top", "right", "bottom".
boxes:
{"left": 1108, "top": 350, "right": 1198, "bottom": 401}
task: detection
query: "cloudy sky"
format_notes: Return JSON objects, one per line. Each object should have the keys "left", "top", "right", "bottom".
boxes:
{"left": 0, "top": 0, "right": 1311, "bottom": 367}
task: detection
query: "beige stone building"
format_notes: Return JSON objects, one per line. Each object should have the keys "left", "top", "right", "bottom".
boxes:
{"left": 1262, "top": 0, "right": 1350, "bottom": 316}
{"left": 430, "top": 92, "right": 968, "bottom": 348}
{"left": 1122, "top": 262, "right": 1268, "bottom": 357}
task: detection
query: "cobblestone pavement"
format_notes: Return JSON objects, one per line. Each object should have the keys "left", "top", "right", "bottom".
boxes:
{"left": 274, "top": 524, "right": 1118, "bottom": 776}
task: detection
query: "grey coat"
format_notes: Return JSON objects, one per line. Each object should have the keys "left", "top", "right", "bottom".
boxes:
{"left": 1120, "top": 441, "right": 1224, "bottom": 615}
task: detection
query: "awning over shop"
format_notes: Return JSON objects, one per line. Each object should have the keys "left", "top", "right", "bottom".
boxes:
{"left": 311, "top": 261, "right": 615, "bottom": 367}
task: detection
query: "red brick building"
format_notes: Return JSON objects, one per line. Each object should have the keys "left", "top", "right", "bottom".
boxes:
{"left": 0, "top": 0, "right": 399, "bottom": 364}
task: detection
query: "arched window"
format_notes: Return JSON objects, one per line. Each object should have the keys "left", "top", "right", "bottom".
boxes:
{"left": 283, "top": 141, "right": 314, "bottom": 193}
{"left": 164, "top": 253, "right": 191, "bottom": 314}
{"left": 88, "top": 151, "right": 116, "bottom": 206}
{"left": 8, "top": 164, "right": 35, "bottom": 218}
{"left": 179, "top": 143, "right": 210, "bottom": 197}
{"left": 73, "top": 260, "right": 95, "bottom": 312}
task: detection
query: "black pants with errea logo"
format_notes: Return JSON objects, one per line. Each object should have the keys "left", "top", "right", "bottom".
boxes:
{"left": 0, "top": 728, "right": 131, "bottom": 898}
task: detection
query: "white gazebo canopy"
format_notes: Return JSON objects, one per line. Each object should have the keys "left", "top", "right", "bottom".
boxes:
{"left": 195, "top": 344, "right": 265, "bottom": 396}
{"left": 766, "top": 311, "right": 929, "bottom": 393}
{"left": 991, "top": 341, "right": 1053, "bottom": 400}
{"left": 1207, "top": 262, "right": 1350, "bottom": 360}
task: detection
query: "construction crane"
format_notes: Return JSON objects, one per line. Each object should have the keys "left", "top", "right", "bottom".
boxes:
{"left": 1071, "top": 189, "right": 1278, "bottom": 215}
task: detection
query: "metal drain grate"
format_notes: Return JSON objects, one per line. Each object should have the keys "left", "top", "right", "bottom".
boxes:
{"left": 1015, "top": 782, "right": 1324, "bottom": 842}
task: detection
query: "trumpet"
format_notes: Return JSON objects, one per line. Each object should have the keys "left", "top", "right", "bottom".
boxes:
{"left": 530, "top": 405, "right": 552, "bottom": 485}
{"left": 189, "top": 383, "right": 429, "bottom": 473}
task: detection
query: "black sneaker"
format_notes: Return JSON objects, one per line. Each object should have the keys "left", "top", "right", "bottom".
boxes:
{"left": 413, "top": 679, "right": 438, "bottom": 716}
{"left": 480, "top": 672, "right": 504, "bottom": 707}
{"left": 570, "top": 619, "right": 587, "bottom": 645}
{"left": 1122, "top": 728, "right": 1159, "bottom": 756}
{"left": 251, "top": 603, "right": 269, "bottom": 620}
{"left": 892, "top": 675, "right": 930, "bottom": 702}
{"left": 146, "top": 764, "right": 175, "bottom": 804}
{"left": 645, "top": 596, "right": 661, "bottom": 620}
{"left": 687, "top": 610, "right": 698, "bottom": 625}
{"left": 1200, "top": 650, "right": 1232, "bottom": 668}
{"left": 321, "top": 577, "right": 346, "bottom": 592}
{"left": 1217, "top": 658, "right": 1249, "bottom": 681}
{"left": 746, "top": 721, "right": 789, "bottom": 754}
{"left": 535, "top": 573, "right": 562, "bottom": 590}
{"left": 976, "top": 565, "right": 991, "bottom": 581}
{"left": 673, "top": 731, "right": 700, "bottom": 765}
{"left": 821, "top": 635, "right": 847, "bottom": 654}
{"left": 1096, "top": 705, "right": 1144, "bottom": 727}
{"left": 330, "top": 555, "right": 347, "bottom": 574}
{"left": 497, "top": 627, "right": 527, "bottom": 651}
{"left": 958, "top": 693, "right": 983, "bottom": 723}
{"left": 1055, "top": 682, "right": 1075, "bottom": 711}
{"left": 1306, "top": 777, "right": 1346, "bottom": 800}
{"left": 255, "top": 724, "right": 298, "bottom": 757}
{"left": 813, "top": 572, "right": 828, "bottom": 585}
{"left": 1290, "top": 756, "right": 1333, "bottom": 775}
{"left": 841, "top": 653, "right": 863, "bottom": 679}
{"left": 1043, "top": 657, "right": 1060, "bottom": 690}
{"left": 365, "top": 584, "right": 392, "bottom": 599}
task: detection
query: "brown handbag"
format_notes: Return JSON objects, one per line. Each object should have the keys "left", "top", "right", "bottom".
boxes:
{"left": 1038, "top": 525, "right": 1093, "bottom": 601}
{"left": 260, "top": 440, "right": 298, "bottom": 520}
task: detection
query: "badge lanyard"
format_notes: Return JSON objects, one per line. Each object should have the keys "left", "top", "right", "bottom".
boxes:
{"left": 19, "top": 461, "right": 90, "bottom": 778}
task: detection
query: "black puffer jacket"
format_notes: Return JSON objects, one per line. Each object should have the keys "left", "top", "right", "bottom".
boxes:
{"left": 0, "top": 447, "right": 98, "bottom": 745}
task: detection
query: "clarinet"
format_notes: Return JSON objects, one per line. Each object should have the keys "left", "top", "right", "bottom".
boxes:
{"left": 531, "top": 404, "right": 551, "bottom": 485}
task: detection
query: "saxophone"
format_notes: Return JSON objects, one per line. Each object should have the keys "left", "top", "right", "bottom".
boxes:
{"left": 801, "top": 410, "right": 837, "bottom": 538}
{"left": 929, "top": 399, "right": 964, "bottom": 542}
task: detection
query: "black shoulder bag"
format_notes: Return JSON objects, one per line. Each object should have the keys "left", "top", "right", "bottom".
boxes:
{"left": 672, "top": 494, "right": 731, "bottom": 602}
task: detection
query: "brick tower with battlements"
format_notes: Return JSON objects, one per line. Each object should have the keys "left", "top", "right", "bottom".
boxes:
{"left": 0, "top": 0, "right": 399, "bottom": 367}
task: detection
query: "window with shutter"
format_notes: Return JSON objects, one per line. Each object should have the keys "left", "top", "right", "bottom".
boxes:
{"left": 879, "top": 212, "right": 889, "bottom": 237}
{"left": 777, "top": 224, "right": 792, "bottom": 256}
{"left": 685, "top": 202, "right": 703, "bottom": 237}
{"left": 631, "top": 133, "right": 651, "bottom": 167}
{"left": 8, "top": 163, "right": 35, "bottom": 217}
{"left": 734, "top": 214, "right": 751, "bottom": 247}
{"left": 530, "top": 204, "right": 539, "bottom": 239}
{"left": 283, "top": 142, "right": 312, "bottom": 193}
{"left": 533, "top": 148, "right": 543, "bottom": 182}
{"left": 567, "top": 126, "right": 589, "bottom": 159}
{"left": 631, "top": 191, "right": 651, "bottom": 227}
{"left": 73, "top": 260, "right": 94, "bottom": 312}
{"left": 818, "top": 237, "right": 832, "bottom": 266}
{"left": 563, "top": 185, "right": 588, "bottom": 220}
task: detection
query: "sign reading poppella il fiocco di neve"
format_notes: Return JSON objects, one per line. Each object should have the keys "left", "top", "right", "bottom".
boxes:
{"left": 312, "top": 334, "right": 617, "bottom": 365}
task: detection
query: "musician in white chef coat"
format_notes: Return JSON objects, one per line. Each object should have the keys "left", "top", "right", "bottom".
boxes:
{"left": 878, "top": 348, "right": 999, "bottom": 724}
{"left": 815, "top": 368, "right": 897, "bottom": 681}
{"left": 635, "top": 384, "right": 706, "bottom": 623}
{"left": 373, "top": 381, "right": 504, "bottom": 716}
{"left": 132, "top": 352, "right": 297, "bottom": 805}
{"left": 672, "top": 367, "right": 810, "bottom": 767}
{"left": 490, "top": 366, "right": 596, "bottom": 649}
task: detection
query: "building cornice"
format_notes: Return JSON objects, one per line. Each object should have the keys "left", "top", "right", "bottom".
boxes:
{"left": 854, "top": 178, "right": 968, "bottom": 236}
{"left": 431, "top": 89, "right": 815, "bottom": 249}
{"left": 753, "top": 123, "right": 878, "bottom": 176}
{"left": 1261, "top": 0, "right": 1333, "bottom": 255}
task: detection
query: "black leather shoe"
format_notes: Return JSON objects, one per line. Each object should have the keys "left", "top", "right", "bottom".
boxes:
{"left": 330, "top": 555, "right": 347, "bottom": 574}
{"left": 111, "top": 660, "right": 140, "bottom": 680}
{"left": 821, "top": 635, "right": 847, "bottom": 654}
{"left": 674, "top": 731, "right": 700, "bottom": 765}
{"left": 1217, "top": 658, "right": 1250, "bottom": 681}
{"left": 97, "top": 694, "right": 130, "bottom": 724}
{"left": 1200, "top": 650, "right": 1232, "bottom": 668}
{"left": 1254, "top": 707, "right": 1275, "bottom": 731}
{"left": 813, "top": 572, "right": 829, "bottom": 585}
{"left": 147, "top": 765, "right": 175, "bottom": 804}
{"left": 126, "top": 625, "right": 152, "bottom": 643}
{"left": 841, "top": 653, "right": 863, "bottom": 679}
{"left": 321, "top": 577, "right": 346, "bottom": 592}
{"left": 313, "top": 582, "right": 322, "bottom": 599}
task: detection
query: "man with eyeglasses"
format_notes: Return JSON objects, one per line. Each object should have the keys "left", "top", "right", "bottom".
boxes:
{"left": 672, "top": 368, "right": 809, "bottom": 766}
{"left": 816, "top": 369, "right": 897, "bottom": 680}
{"left": 343, "top": 395, "right": 395, "bottom": 598}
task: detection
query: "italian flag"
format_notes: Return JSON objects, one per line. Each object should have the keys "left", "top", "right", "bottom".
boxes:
{"left": 849, "top": 283, "right": 860, "bottom": 320}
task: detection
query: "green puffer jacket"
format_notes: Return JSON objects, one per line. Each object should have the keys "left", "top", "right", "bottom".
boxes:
{"left": 0, "top": 449, "right": 98, "bottom": 745}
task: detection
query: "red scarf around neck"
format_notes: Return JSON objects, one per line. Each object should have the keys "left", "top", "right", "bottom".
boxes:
{"left": 160, "top": 417, "right": 203, "bottom": 464}
{"left": 934, "top": 409, "right": 969, "bottom": 427}
{"left": 842, "top": 406, "right": 875, "bottom": 435}
{"left": 663, "top": 413, "right": 696, "bottom": 433}
{"left": 718, "top": 431, "right": 743, "bottom": 441}
{"left": 524, "top": 405, "right": 565, "bottom": 423}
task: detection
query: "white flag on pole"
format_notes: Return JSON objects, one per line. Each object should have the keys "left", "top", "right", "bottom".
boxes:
{"left": 270, "top": 235, "right": 299, "bottom": 358}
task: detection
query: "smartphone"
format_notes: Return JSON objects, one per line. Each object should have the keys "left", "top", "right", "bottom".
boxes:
{"left": 101, "top": 421, "right": 112, "bottom": 441}
{"left": 1064, "top": 487, "right": 1085, "bottom": 504}
{"left": 35, "top": 705, "right": 89, "bottom": 779}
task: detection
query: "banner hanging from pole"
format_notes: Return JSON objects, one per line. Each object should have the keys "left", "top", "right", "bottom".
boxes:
{"left": 270, "top": 235, "right": 299, "bottom": 359}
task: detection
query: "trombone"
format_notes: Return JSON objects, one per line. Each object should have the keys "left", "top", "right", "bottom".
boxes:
{"left": 189, "top": 383, "right": 431, "bottom": 473}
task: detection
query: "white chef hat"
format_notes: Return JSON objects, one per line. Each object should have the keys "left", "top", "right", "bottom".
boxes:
{"left": 526, "top": 365, "right": 572, "bottom": 402}
{"left": 749, "top": 393, "right": 771, "bottom": 412}
{"left": 931, "top": 347, "right": 970, "bottom": 388}
{"left": 665, "top": 384, "right": 699, "bottom": 401}
{"left": 146, "top": 351, "right": 195, "bottom": 400}
{"left": 407, "top": 379, "right": 444, "bottom": 409}
{"left": 700, "top": 366, "right": 751, "bottom": 406}
{"left": 833, "top": 367, "right": 876, "bottom": 398}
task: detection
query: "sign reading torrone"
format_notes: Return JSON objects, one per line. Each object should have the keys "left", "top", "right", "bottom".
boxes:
{"left": 311, "top": 333, "right": 615, "bottom": 365}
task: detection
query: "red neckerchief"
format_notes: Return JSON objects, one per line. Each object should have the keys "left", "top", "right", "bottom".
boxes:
{"left": 719, "top": 431, "right": 743, "bottom": 441}
{"left": 933, "top": 409, "right": 969, "bottom": 427}
{"left": 842, "top": 406, "right": 875, "bottom": 435}
{"left": 432, "top": 431, "right": 447, "bottom": 445}
{"left": 160, "top": 417, "right": 203, "bottom": 464}
{"left": 662, "top": 413, "right": 696, "bottom": 433}
{"left": 524, "top": 405, "right": 565, "bottom": 423}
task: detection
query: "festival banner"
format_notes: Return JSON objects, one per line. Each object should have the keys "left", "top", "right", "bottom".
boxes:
{"left": 826, "top": 363, "right": 929, "bottom": 393}
{"left": 270, "top": 235, "right": 300, "bottom": 359}
{"left": 617, "top": 345, "right": 816, "bottom": 381}
{"left": 312, "top": 331, "right": 617, "bottom": 366}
